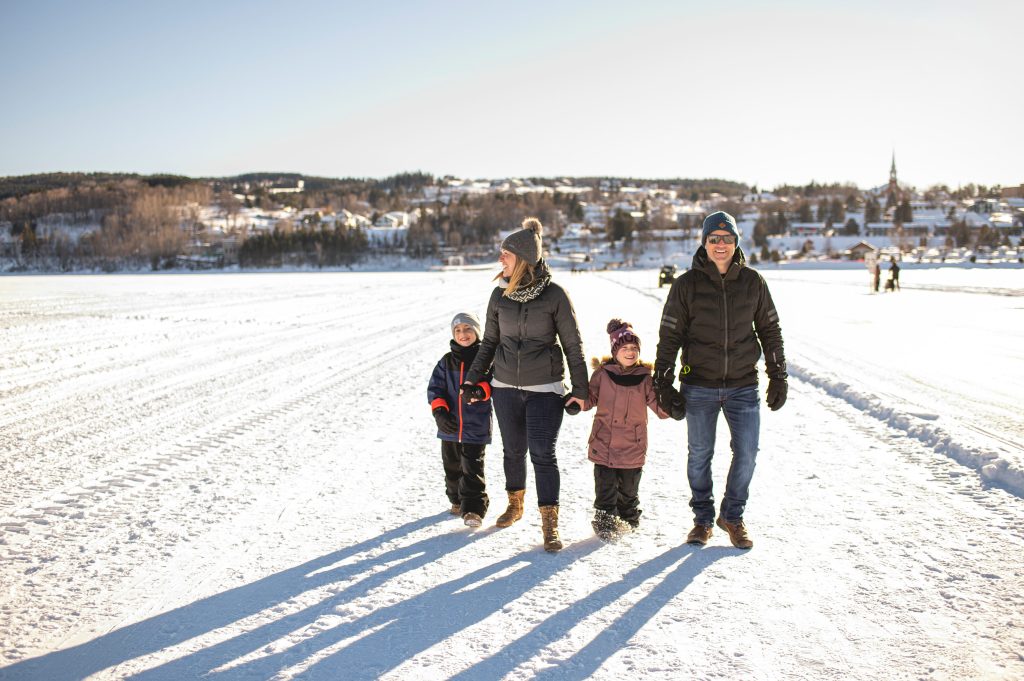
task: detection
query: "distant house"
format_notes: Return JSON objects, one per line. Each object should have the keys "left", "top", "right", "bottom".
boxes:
{"left": 323, "top": 210, "right": 371, "bottom": 230}
{"left": 846, "top": 241, "right": 878, "bottom": 260}
{"left": 374, "top": 211, "right": 412, "bottom": 228}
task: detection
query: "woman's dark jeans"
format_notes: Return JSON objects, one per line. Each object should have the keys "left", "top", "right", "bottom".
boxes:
{"left": 492, "top": 387, "right": 564, "bottom": 506}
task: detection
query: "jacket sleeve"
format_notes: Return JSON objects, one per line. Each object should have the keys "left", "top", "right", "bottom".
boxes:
{"left": 466, "top": 288, "right": 501, "bottom": 385}
{"left": 645, "top": 375, "right": 670, "bottom": 419}
{"left": 753, "top": 274, "right": 787, "bottom": 380}
{"left": 582, "top": 368, "right": 602, "bottom": 411}
{"left": 654, "top": 275, "right": 689, "bottom": 386}
{"left": 553, "top": 286, "right": 589, "bottom": 400}
{"left": 427, "top": 357, "right": 450, "bottom": 411}
{"left": 478, "top": 364, "right": 494, "bottom": 401}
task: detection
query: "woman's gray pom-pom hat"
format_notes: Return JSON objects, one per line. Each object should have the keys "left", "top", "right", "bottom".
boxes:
{"left": 500, "top": 217, "right": 544, "bottom": 266}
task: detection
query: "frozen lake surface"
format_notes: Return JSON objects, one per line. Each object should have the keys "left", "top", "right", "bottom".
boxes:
{"left": 1, "top": 267, "right": 1022, "bottom": 680}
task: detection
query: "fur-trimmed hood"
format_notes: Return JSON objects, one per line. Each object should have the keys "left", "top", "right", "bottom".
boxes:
{"left": 590, "top": 356, "right": 654, "bottom": 373}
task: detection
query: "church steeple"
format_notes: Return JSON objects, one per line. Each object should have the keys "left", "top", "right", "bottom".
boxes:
{"left": 886, "top": 150, "right": 901, "bottom": 210}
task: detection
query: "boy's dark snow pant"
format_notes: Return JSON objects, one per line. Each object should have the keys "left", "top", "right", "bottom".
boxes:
{"left": 441, "top": 441, "right": 489, "bottom": 516}
{"left": 593, "top": 463, "right": 643, "bottom": 524}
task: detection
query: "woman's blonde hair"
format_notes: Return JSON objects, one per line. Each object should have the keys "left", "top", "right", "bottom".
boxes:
{"left": 498, "top": 257, "right": 535, "bottom": 297}
{"left": 496, "top": 216, "right": 542, "bottom": 296}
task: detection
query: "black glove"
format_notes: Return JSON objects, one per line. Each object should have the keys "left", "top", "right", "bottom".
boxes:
{"left": 669, "top": 390, "right": 686, "bottom": 421}
{"left": 655, "top": 380, "right": 684, "bottom": 420}
{"left": 460, "top": 382, "right": 485, "bottom": 404}
{"left": 564, "top": 395, "right": 581, "bottom": 415}
{"left": 432, "top": 407, "right": 459, "bottom": 434}
{"left": 766, "top": 378, "right": 788, "bottom": 411}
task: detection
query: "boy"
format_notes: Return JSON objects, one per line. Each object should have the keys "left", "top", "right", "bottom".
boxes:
{"left": 427, "top": 312, "right": 493, "bottom": 526}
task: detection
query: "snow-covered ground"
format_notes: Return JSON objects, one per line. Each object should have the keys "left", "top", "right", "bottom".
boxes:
{"left": 1, "top": 267, "right": 1022, "bottom": 680}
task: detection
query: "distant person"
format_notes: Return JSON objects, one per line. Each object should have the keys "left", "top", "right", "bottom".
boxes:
{"left": 427, "top": 312, "right": 493, "bottom": 526}
{"left": 462, "top": 217, "right": 588, "bottom": 552}
{"left": 872, "top": 262, "right": 881, "bottom": 293}
{"left": 654, "top": 211, "right": 788, "bottom": 549}
{"left": 889, "top": 256, "right": 901, "bottom": 291}
{"left": 581, "top": 319, "right": 670, "bottom": 540}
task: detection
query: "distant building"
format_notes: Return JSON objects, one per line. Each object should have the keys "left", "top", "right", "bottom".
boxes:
{"left": 846, "top": 241, "right": 878, "bottom": 260}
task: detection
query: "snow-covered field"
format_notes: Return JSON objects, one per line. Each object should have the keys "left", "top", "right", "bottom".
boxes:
{"left": 1, "top": 267, "right": 1022, "bottom": 680}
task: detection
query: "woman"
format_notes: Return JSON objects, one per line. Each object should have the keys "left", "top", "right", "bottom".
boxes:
{"left": 463, "top": 217, "right": 588, "bottom": 551}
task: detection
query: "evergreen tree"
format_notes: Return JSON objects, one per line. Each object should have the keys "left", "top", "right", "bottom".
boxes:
{"left": 830, "top": 198, "right": 845, "bottom": 223}
{"left": 798, "top": 201, "right": 813, "bottom": 223}
{"left": 864, "top": 198, "right": 881, "bottom": 224}
{"left": 816, "top": 199, "right": 829, "bottom": 223}
{"left": 608, "top": 209, "right": 635, "bottom": 243}
{"left": 897, "top": 199, "right": 913, "bottom": 224}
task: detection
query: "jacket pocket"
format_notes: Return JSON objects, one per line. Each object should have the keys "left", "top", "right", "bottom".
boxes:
{"left": 550, "top": 345, "right": 563, "bottom": 378}
{"left": 635, "top": 425, "right": 647, "bottom": 450}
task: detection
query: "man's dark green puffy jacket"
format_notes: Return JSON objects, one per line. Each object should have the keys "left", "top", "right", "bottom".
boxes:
{"left": 655, "top": 247, "right": 786, "bottom": 389}
{"left": 466, "top": 279, "right": 589, "bottom": 399}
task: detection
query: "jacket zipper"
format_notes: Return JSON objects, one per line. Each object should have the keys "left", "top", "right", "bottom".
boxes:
{"left": 458, "top": 361, "right": 464, "bottom": 442}
{"left": 721, "top": 277, "right": 729, "bottom": 382}
{"left": 516, "top": 302, "right": 527, "bottom": 388}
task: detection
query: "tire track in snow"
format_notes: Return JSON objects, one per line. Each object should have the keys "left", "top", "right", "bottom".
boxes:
{"left": 0, "top": 306, "right": 436, "bottom": 543}
{"left": 0, "top": 295, "right": 437, "bottom": 514}
{"left": 0, "top": 280, "right": 486, "bottom": 662}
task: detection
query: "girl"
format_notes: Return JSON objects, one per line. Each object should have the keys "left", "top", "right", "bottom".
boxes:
{"left": 583, "top": 319, "right": 668, "bottom": 539}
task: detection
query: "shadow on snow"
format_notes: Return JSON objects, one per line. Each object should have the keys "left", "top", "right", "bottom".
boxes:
{"left": 2, "top": 516, "right": 736, "bottom": 681}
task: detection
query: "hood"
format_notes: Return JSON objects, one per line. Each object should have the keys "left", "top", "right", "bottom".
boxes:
{"left": 591, "top": 356, "right": 654, "bottom": 374}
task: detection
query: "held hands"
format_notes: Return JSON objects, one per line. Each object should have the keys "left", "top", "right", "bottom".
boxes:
{"left": 432, "top": 407, "right": 459, "bottom": 434}
{"left": 460, "top": 382, "right": 485, "bottom": 404}
{"left": 655, "top": 380, "right": 686, "bottom": 421}
{"left": 669, "top": 391, "right": 686, "bottom": 421}
{"left": 766, "top": 377, "right": 788, "bottom": 411}
{"left": 564, "top": 396, "right": 584, "bottom": 415}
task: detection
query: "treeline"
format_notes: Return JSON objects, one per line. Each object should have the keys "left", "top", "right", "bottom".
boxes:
{"left": 563, "top": 176, "right": 748, "bottom": 200}
{"left": 5, "top": 179, "right": 211, "bottom": 271}
{"left": 0, "top": 172, "right": 194, "bottom": 201}
{"left": 238, "top": 225, "right": 368, "bottom": 268}
{"left": 406, "top": 191, "right": 572, "bottom": 257}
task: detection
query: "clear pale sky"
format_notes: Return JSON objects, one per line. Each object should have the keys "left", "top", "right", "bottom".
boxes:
{"left": 1, "top": 0, "right": 1020, "bottom": 190}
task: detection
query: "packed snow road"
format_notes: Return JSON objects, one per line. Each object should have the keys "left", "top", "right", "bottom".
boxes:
{"left": 1, "top": 268, "right": 1022, "bottom": 680}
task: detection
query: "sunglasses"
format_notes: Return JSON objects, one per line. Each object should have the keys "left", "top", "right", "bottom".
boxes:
{"left": 706, "top": 234, "right": 736, "bottom": 245}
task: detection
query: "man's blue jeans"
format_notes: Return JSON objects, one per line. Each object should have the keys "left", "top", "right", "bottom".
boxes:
{"left": 492, "top": 388, "right": 564, "bottom": 507}
{"left": 683, "top": 383, "right": 760, "bottom": 525}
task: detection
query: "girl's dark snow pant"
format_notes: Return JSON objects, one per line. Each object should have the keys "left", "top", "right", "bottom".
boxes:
{"left": 593, "top": 463, "right": 643, "bottom": 524}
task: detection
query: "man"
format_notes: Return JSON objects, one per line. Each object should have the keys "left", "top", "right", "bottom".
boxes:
{"left": 654, "top": 211, "right": 787, "bottom": 549}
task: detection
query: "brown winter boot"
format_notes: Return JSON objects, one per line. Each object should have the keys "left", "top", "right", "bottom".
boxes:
{"left": 539, "top": 505, "right": 563, "bottom": 552}
{"left": 495, "top": 490, "right": 525, "bottom": 528}
{"left": 686, "top": 523, "right": 713, "bottom": 546}
{"left": 716, "top": 517, "right": 753, "bottom": 549}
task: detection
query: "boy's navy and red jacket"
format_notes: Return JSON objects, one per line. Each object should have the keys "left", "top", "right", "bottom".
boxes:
{"left": 428, "top": 340, "right": 493, "bottom": 444}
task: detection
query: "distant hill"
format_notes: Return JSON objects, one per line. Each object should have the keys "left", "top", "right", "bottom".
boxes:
{"left": 0, "top": 172, "right": 196, "bottom": 201}
{"left": 1, "top": 171, "right": 751, "bottom": 202}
